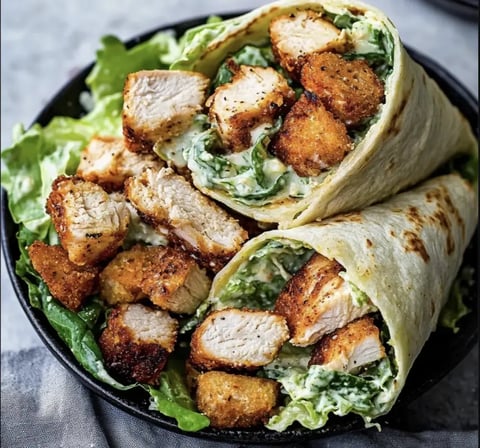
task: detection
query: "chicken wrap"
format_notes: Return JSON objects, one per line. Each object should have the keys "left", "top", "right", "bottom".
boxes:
{"left": 160, "top": 0, "right": 477, "bottom": 228}
{"left": 189, "top": 174, "right": 477, "bottom": 430}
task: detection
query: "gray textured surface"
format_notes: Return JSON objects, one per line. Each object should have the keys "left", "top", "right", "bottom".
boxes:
{"left": 1, "top": 0, "right": 478, "bottom": 436}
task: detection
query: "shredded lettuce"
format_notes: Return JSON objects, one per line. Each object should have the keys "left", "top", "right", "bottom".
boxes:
{"left": 264, "top": 356, "right": 395, "bottom": 431}
{"left": 181, "top": 239, "right": 314, "bottom": 333}
{"left": 185, "top": 117, "right": 302, "bottom": 204}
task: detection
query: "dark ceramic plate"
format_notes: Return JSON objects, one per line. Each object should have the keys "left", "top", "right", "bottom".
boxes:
{"left": 1, "top": 14, "right": 478, "bottom": 445}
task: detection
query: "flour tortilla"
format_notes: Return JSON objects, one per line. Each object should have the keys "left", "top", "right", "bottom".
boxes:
{"left": 208, "top": 174, "right": 478, "bottom": 416}
{"left": 175, "top": 0, "right": 477, "bottom": 228}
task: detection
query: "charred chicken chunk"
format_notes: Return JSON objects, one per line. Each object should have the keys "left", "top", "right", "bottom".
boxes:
{"left": 196, "top": 371, "right": 280, "bottom": 429}
{"left": 269, "top": 10, "right": 348, "bottom": 77}
{"left": 271, "top": 93, "right": 352, "bottom": 177}
{"left": 125, "top": 167, "right": 248, "bottom": 272}
{"left": 27, "top": 241, "right": 100, "bottom": 311}
{"left": 189, "top": 308, "right": 289, "bottom": 371}
{"left": 99, "top": 303, "right": 178, "bottom": 385}
{"left": 99, "top": 244, "right": 211, "bottom": 315}
{"left": 207, "top": 65, "right": 295, "bottom": 152}
{"left": 76, "top": 135, "right": 163, "bottom": 192}
{"left": 309, "top": 316, "right": 386, "bottom": 373}
{"left": 46, "top": 176, "right": 130, "bottom": 266}
{"left": 122, "top": 70, "right": 210, "bottom": 153}
{"left": 301, "top": 51, "right": 385, "bottom": 126}
{"left": 274, "top": 253, "right": 374, "bottom": 346}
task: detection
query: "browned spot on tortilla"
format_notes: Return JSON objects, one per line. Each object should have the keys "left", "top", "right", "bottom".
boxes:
{"left": 403, "top": 230, "right": 430, "bottom": 262}
{"left": 329, "top": 211, "right": 363, "bottom": 223}
{"left": 440, "top": 185, "right": 465, "bottom": 235}
{"left": 406, "top": 206, "right": 425, "bottom": 229}
{"left": 425, "top": 184, "right": 465, "bottom": 254}
{"left": 366, "top": 239, "right": 373, "bottom": 248}
{"left": 431, "top": 209, "right": 455, "bottom": 255}
{"left": 390, "top": 230, "right": 396, "bottom": 237}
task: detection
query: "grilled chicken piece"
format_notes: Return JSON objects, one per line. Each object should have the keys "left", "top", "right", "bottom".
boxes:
{"left": 76, "top": 135, "right": 163, "bottom": 192}
{"left": 123, "top": 70, "right": 210, "bottom": 153}
{"left": 27, "top": 241, "right": 100, "bottom": 311}
{"left": 46, "top": 176, "right": 130, "bottom": 266}
{"left": 125, "top": 167, "right": 248, "bottom": 272}
{"left": 301, "top": 52, "right": 385, "bottom": 126}
{"left": 99, "top": 244, "right": 211, "bottom": 315}
{"left": 196, "top": 371, "right": 280, "bottom": 429}
{"left": 271, "top": 93, "right": 352, "bottom": 177}
{"left": 274, "top": 253, "right": 374, "bottom": 347}
{"left": 189, "top": 308, "right": 289, "bottom": 371}
{"left": 269, "top": 10, "right": 348, "bottom": 78}
{"left": 309, "top": 316, "right": 386, "bottom": 373}
{"left": 207, "top": 65, "right": 295, "bottom": 152}
{"left": 99, "top": 303, "right": 178, "bottom": 385}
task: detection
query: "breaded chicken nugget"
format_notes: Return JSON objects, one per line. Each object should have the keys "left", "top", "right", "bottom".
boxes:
{"left": 269, "top": 10, "right": 348, "bottom": 78}
{"left": 196, "top": 371, "right": 280, "bottom": 428}
{"left": 189, "top": 308, "right": 289, "bottom": 371}
{"left": 99, "top": 303, "right": 178, "bottom": 385}
{"left": 46, "top": 176, "right": 130, "bottom": 266}
{"left": 99, "top": 244, "right": 211, "bottom": 314}
{"left": 28, "top": 240, "right": 99, "bottom": 311}
{"left": 271, "top": 93, "right": 352, "bottom": 177}
{"left": 301, "top": 52, "right": 385, "bottom": 126}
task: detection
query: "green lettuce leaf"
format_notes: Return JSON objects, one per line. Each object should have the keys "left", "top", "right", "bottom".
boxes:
{"left": 86, "top": 32, "right": 180, "bottom": 103}
{"left": 439, "top": 267, "right": 474, "bottom": 333}
{"left": 148, "top": 359, "right": 210, "bottom": 431}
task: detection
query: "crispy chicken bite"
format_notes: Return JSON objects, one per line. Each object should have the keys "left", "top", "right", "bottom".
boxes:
{"left": 46, "top": 176, "right": 130, "bottom": 266}
{"left": 99, "top": 303, "right": 178, "bottom": 385}
{"left": 269, "top": 10, "right": 348, "bottom": 78}
{"left": 99, "top": 244, "right": 211, "bottom": 315}
{"left": 301, "top": 52, "right": 385, "bottom": 126}
{"left": 274, "top": 253, "right": 374, "bottom": 347}
{"left": 195, "top": 371, "right": 280, "bottom": 429}
{"left": 27, "top": 241, "right": 100, "bottom": 311}
{"left": 189, "top": 308, "right": 289, "bottom": 371}
{"left": 271, "top": 93, "right": 352, "bottom": 177}
{"left": 123, "top": 70, "right": 210, "bottom": 153}
{"left": 125, "top": 167, "right": 248, "bottom": 272}
{"left": 309, "top": 316, "right": 386, "bottom": 373}
{"left": 207, "top": 65, "right": 295, "bottom": 152}
{"left": 76, "top": 135, "right": 163, "bottom": 192}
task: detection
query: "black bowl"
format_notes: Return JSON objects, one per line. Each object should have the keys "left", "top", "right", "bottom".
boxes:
{"left": 1, "top": 14, "right": 478, "bottom": 445}
{"left": 425, "top": 0, "right": 478, "bottom": 19}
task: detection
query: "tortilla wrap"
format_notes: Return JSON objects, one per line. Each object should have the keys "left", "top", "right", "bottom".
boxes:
{"left": 205, "top": 174, "right": 477, "bottom": 428}
{"left": 171, "top": 0, "right": 477, "bottom": 229}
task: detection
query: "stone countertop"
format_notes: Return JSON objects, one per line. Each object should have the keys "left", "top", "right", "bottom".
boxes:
{"left": 1, "top": 0, "right": 478, "bottom": 432}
